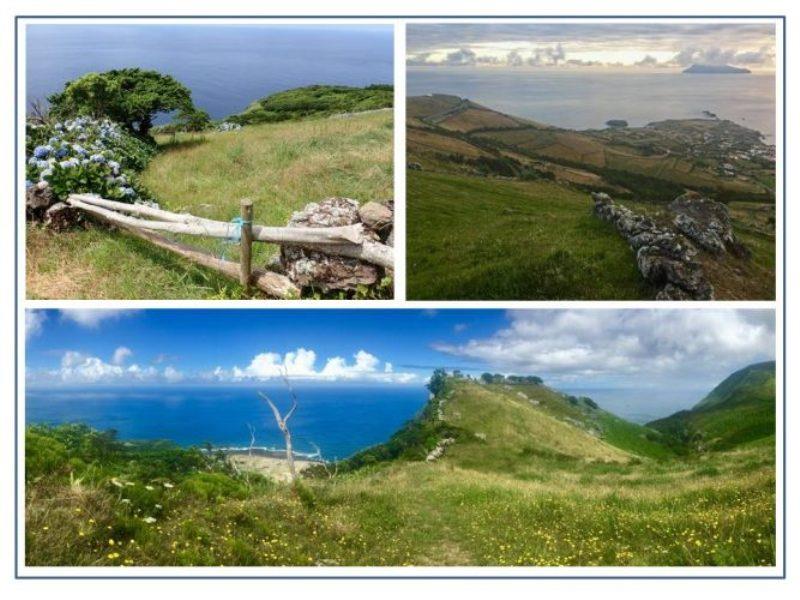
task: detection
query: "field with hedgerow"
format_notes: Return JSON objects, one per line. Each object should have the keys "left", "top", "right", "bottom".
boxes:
{"left": 26, "top": 368, "right": 775, "bottom": 567}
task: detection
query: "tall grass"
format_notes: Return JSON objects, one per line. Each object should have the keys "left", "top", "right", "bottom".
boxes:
{"left": 407, "top": 170, "right": 653, "bottom": 300}
{"left": 26, "top": 110, "right": 393, "bottom": 299}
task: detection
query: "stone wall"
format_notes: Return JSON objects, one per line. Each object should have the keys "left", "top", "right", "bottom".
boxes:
{"left": 591, "top": 192, "right": 715, "bottom": 300}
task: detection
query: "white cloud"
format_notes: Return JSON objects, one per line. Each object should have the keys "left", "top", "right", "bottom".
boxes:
{"left": 434, "top": 309, "right": 775, "bottom": 386}
{"left": 59, "top": 309, "right": 138, "bottom": 328}
{"left": 163, "top": 366, "right": 184, "bottom": 383}
{"left": 36, "top": 350, "right": 183, "bottom": 385}
{"left": 111, "top": 346, "right": 133, "bottom": 366}
{"left": 228, "top": 348, "right": 416, "bottom": 384}
{"left": 25, "top": 311, "right": 46, "bottom": 340}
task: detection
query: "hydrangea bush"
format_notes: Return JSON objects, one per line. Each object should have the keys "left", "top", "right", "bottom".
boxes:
{"left": 216, "top": 121, "right": 242, "bottom": 132}
{"left": 25, "top": 117, "right": 157, "bottom": 203}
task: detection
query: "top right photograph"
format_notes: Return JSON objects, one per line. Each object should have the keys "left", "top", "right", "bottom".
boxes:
{"left": 406, "top": 22, "right": 777, "bottom": 300}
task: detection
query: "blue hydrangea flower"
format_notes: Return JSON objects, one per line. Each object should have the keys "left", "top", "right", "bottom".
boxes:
{"left": 119, "top": 186, "right": 136, "bottom": 197}
{"left": 55, "top": 147, "right": 69, "bottom": 159}
{"left": 25, "top": 180, "right": 33, "bottom": 189}
{"left": 33, "top": 145, "right": 52, "bottom": 159}
{"left": 59, "top": 158, "right": 79, "bottom": 169}
{"left": 90, "top": 153, "right": 106, "bottom": 164}
{"left": 28, "top": 157, "right": 38, "bottom": 166}
{"left": 36, "top": 160, "right": 50, "bottom": 170}
{"left": 48, "top": 136, "right": 60, "bottom": 145}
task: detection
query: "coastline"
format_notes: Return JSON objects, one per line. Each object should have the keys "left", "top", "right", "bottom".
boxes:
{"left": 225, "top": 450, "right": 320, "bottom": 482}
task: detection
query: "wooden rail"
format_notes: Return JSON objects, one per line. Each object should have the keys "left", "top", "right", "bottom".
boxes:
{"left": 66, "top": 194, "right": 394, "bottom": 298}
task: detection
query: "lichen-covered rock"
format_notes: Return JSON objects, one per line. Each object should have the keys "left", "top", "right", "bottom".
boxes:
{"left": 279, "top": 197, "right": 384, "bottom": 293}
{"left": 43, "top": 202, "right": 82, "bottom": 232}
{"left": 26, "top": 181, "right": 56, "bottom": 220}
{"left": 591, "top": 191, "right": 714, "bottom": 300}
{"left": 358, "top": 201, "right": 392, "bottom": 232}
{"left": 669, "top": 192, "right": 750, "bottom": 258}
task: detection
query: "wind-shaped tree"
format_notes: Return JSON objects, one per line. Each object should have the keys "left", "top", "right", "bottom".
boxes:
{"left": 48, "top": 68, "right": 197, "bottom": 139}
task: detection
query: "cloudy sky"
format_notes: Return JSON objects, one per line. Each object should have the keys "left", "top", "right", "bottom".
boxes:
{"left": 26, "top": 309, "right": 775, "bottom": 402}
{"left": 407, "top": 23, "right": 776, "bottom": 71}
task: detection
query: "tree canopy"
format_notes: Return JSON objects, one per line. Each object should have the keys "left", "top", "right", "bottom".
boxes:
{"left": 48, "top": 68, "right": 197, "bottom": 139}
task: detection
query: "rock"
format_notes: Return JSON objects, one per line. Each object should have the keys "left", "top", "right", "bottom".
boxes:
{"left": 426, "top": 438, "right": 455, "bottom": 462}
{"left": 279, "top": 197, "right": 381, "bottom": 293}
{"left": 358, "top": 201, "right": 393, "bottom": 232}
{"left": 669, "top": 193, "right": 732, "bottom": 254}
{"left": 26, "top": 181, "right": 55, "bottom": 220}
{"left": 43, "top": 202, "right": 82, "bottom": 232}
{"left": 591, "top": 191, "right": 715, "bottom": 300}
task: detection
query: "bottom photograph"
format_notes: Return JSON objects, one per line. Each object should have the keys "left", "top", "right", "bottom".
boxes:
{"left": 22, "top": 308, "right": 777, "bottom": 568}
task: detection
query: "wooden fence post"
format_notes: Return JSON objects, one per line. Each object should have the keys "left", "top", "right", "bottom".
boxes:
{"left": 240, "top": 199, "right": 254, "bottom": 294}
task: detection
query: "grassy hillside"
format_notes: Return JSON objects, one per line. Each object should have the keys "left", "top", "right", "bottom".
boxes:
{"left": 407, "top": 170, "right": 653, "bottom": 300}
{"left": 406, "top": 95, "right": 775, "bottom": 300}
{"left": 649, "top": 362, "right": 776, "bottom": 452}
{"left": 26, "top": 374, "right": 775, "bottom": 567}
{"left": 27, "top": 109, "right": 392, "bottom": 299}
{"left": 229, "top": 84, "right": 393, "bottom": 125}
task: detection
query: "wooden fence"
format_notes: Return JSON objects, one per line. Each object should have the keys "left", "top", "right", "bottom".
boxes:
{"left": 65, "top": 194, "right": 394, "bottom": 298}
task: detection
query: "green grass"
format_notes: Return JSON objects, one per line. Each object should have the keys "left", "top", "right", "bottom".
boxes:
{"left": 26, "top": 110, "right": 393, "bottom": 299}
{"left": 230, "top": 84, "right": 393, "bottom": 125}
{"left": 26, "top": 375, "right": 776, "bottom": 567}
{"left": 649, "top": 362, "right": 776, "bottom": 452}
{"left": 407, "top": 170, "right": 653, "bottom": 300}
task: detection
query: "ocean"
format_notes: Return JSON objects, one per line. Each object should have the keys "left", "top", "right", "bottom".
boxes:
{"left": 407, "top": 68, "right": 776, "bottom": 143}
{"left": 25, "top": 25, "right": 394, "bottom": 121}
{"left": 560, "top": 386, "right": 710, "bottom": 424}
{"left": 26, "top": 385, "right": 428, "bottom": 460}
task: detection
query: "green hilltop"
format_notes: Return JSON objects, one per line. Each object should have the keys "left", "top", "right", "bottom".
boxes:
{"left": 26, "top": 364, "right": 775, "bottom": 567}
{"left": 228, "top": 84, "right": 393, "bottom": 125}
{"left": 648, "top": 361, "right": 776, "bottom": 452}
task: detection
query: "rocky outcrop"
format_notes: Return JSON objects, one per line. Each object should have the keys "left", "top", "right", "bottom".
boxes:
{"left": 278, "top": 197, "right": 393, "bottom": 293}
{"left": 669, "top": 192, "right": 750, "bottom": 258}
{"left": 591, "top": 192, "right": 714, "bottom": 300}
{"left": 426, "top": 438, "right": 455, "bottom": 462}
{"left": 26, "top": 181, "right": 56, "bottom": 221}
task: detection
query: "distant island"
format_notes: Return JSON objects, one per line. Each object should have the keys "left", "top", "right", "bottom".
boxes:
{"left": 605, "top": 119, "right": 628, "bottom": 128}
{"left": 683, "top": 64, "right": 751, "bottom": 74}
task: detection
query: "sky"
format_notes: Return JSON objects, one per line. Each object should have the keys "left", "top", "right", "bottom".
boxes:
{"left": 407, "top": 23, "right": 776, "bottom": 71}
{"left": 26, "top": 309, "right": 776, "bottom": 400}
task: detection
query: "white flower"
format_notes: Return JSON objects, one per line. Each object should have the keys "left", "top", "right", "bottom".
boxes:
{"left": 142, "top": 516, "right": 157, "bottom": 524}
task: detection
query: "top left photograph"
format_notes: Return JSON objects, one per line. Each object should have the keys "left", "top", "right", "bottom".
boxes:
{"left": 23, "top": 22, "right": 395, "bottom": 300}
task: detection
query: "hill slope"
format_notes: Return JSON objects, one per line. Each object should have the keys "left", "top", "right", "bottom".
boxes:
{"left": 28, "top": 109, "right": 392, "bottom": 299}
{"left": 648, "top": 361, "right": 776, "bottom": 451}
{"left": 229, "top": 84, "right": 393, "bottom": 125}
{"left": 25, "top": 369, "right": 775, "bottom": 567}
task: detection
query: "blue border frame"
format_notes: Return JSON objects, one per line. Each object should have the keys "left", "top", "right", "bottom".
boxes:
{"left": 13, "top": 15, "right": 788, "bottom": 580}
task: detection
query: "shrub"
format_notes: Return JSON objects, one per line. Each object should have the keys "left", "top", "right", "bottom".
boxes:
{"left": 25, "top": 116, "right": 156, "bottom": 203}
{"left": 48, "top": 68, "right": 196, "bottom": 139}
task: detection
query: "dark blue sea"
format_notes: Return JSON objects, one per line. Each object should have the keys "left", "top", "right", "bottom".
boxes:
{"left": 26, "top": 385, "right": 428, "bottom": 460}
{"left": 25, "top": 24, "right": 394, "bottom": 121}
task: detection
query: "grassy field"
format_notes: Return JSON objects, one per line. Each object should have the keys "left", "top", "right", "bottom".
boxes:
{"left": 407, "top": 170, "right": 653, "bottom": 300}
{"left": 26, "top": 109, "right": 393, "bottom": 299}
{"left": 25, "top": 372, "right": 775, "bottom": 567}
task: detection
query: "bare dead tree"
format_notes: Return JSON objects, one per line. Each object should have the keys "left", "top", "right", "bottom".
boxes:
{"left": 246, "top": 423, "right": 256, "bottom": 456}
{"left": 258, "top": 371, "right": 298, "bottom": 482}
{"left": 28, "top": 99, "right": 51, "bottom": 125}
